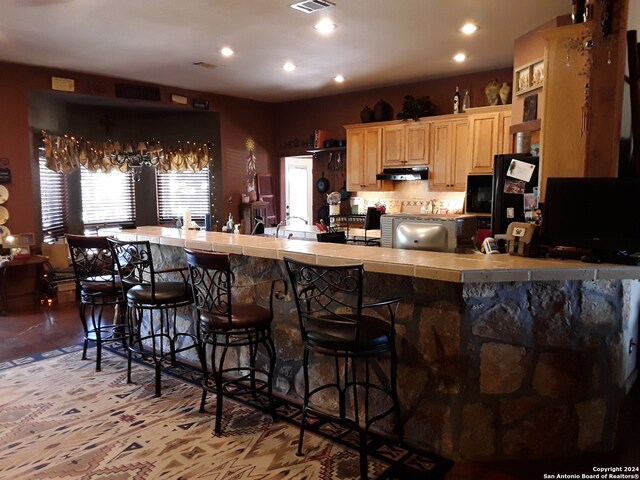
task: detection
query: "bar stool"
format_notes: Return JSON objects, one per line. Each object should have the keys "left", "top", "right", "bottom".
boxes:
{"left": 66, "top": 234, "right": 126, "bottom": 371}
{"left": 185, "top": 248, "right": 285, "bottom": 434}
{"left": 108, "top": 238, "right": 196, "bottom": 396}
{"left": 284, "top": 257, "right": 402, "bottom": 480}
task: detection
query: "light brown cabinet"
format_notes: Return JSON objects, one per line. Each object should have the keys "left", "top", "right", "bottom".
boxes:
{"left": 382, "top": 122, "right": 430, "bottom": 167}
{"left": 467, "top": 105, "right": 512, "bottom": 173}
{"left": 346, "top": 126, "right": 391, "bottom": 191}
{"left": 429, "top": 117, "right": 469, "bottom": 191}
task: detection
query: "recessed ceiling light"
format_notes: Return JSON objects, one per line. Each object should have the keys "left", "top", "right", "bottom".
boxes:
{"left": 283, "top": 62, "right": 296, "bottom": 71}
{"left": 220, "top": 47, "right": 234, "bottom": 57}
{"left": 459, "top": 23, "right": 479, "bottom": 35}
{"left": 453, "top": 53, "right": 467, "bottom": 62}
{"left": 314, "top": 19, "right": 336, "bottom": 34}
{"left": 334, "top": 75, "right": 344, "bottom": 83}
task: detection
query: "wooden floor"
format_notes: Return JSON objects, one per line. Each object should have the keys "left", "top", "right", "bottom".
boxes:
{"left": 2, "top": 301, "right": 638, "bottom": 480}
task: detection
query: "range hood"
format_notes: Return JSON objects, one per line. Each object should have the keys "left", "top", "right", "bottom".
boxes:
{"left": 376, "top": 166, "right": 428, "bottom": 181}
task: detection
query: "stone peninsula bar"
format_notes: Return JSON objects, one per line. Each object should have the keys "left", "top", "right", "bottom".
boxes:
{"left": 102, "top": 226, "right": 639, "bottom": 461}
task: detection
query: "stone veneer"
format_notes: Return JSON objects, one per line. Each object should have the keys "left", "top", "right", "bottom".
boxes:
{"left": 152, "top": 243, "right": 635, "bottom": 461}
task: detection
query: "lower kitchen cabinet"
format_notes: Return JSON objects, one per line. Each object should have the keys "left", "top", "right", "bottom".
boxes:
{"left": 429, "top": 117, "right": 469, "bottom": 191}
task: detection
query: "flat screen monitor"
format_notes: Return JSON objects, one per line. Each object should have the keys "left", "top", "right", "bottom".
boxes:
{"left": 542, "top": 177, "right": 640, "bottom": 261}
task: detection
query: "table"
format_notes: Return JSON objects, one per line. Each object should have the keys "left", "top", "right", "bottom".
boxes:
{"left": 0, "top": 255, "right": 49, "bottom": 315}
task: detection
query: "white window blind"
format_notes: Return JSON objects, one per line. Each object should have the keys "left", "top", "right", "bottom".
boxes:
{"left": 157, "top": 168, "right": 210, "bottom": 223}
{"left": 80, "top": 166, "right": 135, "bottom": 229}
{"left": 38, "top": 146, "right": 68, "bottom": 242}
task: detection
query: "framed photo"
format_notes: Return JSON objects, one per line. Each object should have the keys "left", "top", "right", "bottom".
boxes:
{"left": 515, "top": 58, "right": 544, "bottom": 96}
{"left": 531, "top": 60, "right": 544, "bottom": 88}
{"left": 523, "top": 94, "right": 538, "bottom": 122}
{"left": 515, "top": 67, "right": 530, "bottom": 95}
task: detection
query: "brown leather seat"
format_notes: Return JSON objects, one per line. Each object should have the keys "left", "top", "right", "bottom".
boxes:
{"left": 108, "top": 238, "right": 197, "bottom": 397}
{"left": 284, "top": 257, "right": 402, "bottom": 480}
{"left": 185, "top": 248, "right": 285, "bottom": 435}
{"left": 66, "top": 234, "right": 127, "bottom": 372}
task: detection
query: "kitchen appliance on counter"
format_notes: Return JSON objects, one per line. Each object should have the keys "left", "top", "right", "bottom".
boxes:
{"left": 380, "top": 213, "right": 477, "bottom": 252}
{"left": 491, "top": 154, "right": 539, "bottom": 236}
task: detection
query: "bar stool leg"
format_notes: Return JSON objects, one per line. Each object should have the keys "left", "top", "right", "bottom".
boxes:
{"left": 297, "top": 347, "right": 310, "bottom": 456}
{"left": 80, "top": 303, "right": 89, "bottom": 361}
{"left": 94, "top": 303, "right": 102, "bottom": 372}
{"left": 266, "top": 334, "right": 277, "bottom": 423}
{"left": 215, "top": 340, "right": 230, "bottom": 435}
{"left": 391, "top": 344, "right": 403, "bottom": 445}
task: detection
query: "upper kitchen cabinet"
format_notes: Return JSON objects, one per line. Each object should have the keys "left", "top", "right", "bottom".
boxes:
{"left": 467, "top": 105, "right": 512, "bottom": 173}
{"left": 345, "top": 125, "right": 392, "bottom": 192}
{"left": 382, "top": 122, "right": 430, "bottom": 167}
{"left": 429, "top": 116, "right": 469, "bottom": 191}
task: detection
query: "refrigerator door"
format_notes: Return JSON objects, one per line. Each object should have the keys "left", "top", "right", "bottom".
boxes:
{"left": 491, "top": 154, "right": 539, "bottom": 236}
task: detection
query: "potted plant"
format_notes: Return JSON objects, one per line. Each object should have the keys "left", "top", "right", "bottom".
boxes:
{"left": 397, "top": 95, "right": 435, "bottom": 121}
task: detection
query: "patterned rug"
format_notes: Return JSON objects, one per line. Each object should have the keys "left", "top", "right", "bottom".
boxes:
{"left": 0, "top": 347, "right": 452, "bottom": 479}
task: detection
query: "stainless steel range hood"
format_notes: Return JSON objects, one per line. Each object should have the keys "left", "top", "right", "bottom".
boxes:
{"left": 376, "top": 166, "right": 428, "bottom": 181}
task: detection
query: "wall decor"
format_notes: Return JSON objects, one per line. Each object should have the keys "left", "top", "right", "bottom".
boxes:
{"left": 515, "top": 58, "right": 544, "bottom": 96}
{"left": 523, "top": 94, "right": 538, "bottom": 122}
{"left": 0, "top": 168, "right": 11, "bottom": 184}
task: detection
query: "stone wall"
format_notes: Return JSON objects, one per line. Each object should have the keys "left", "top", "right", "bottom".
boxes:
{"left": 153, "top": 244, "right": 638, "bottom": 461}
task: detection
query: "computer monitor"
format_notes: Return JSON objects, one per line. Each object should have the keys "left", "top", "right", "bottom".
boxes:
{"left": 541, "top": 177, "right": 640, "bottom": 263}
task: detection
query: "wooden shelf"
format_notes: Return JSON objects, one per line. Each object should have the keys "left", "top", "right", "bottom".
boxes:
{"left": 509, "top": 118, "right": 541, "bottom": 135}
{"left": 306, "top": 146, "right": 346, "bottom": 154}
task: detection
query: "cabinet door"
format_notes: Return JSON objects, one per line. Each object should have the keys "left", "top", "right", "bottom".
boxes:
{"left": 346, "top": 128, "right": 365, "bottom": 191}
{"left": 497, "top": 111, "right": 512, "bottom": 154}
{"left": 362, "top": 127, "right": 382, "bottom": 190}
{"left": 469, "top": 113, "right": 499, "bottom": 173}
{"left": 382, "top": 124, "right": 405, "bottom": 167}
{"left": 451, "top": 119, "right": 470, "bottom": 191}
{"left": 430, "top": 121, "right": 452, "bottom": 190}
{"left": 405, "top": 122, "right": 430, "bottom": 165}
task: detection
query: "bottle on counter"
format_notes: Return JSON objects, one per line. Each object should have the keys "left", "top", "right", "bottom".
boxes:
{"left": 583, "top": 0, "right": 593, "bottom": 22}
{"left": 226, "top": 213, "right": 234, "bottom": 233}
{"left": 453, "top": 86, "right": 461, "bottom": 114}
{"left": 571, "top": 0, "right": 585, "bottom": 23}
{"left": 462, "top": 89, "right": 470, "bottom": 112}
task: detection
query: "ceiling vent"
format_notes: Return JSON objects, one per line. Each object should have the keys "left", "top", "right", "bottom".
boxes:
{"left": 192, "top": 61, "right": 216, "bottom": 69}
{"left": 290, "top": 0, "right": 334, "bottom": 14}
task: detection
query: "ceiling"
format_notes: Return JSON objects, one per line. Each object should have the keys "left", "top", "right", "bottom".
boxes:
{"left": 0, "top": 1, "right": 583, "bottom": 103}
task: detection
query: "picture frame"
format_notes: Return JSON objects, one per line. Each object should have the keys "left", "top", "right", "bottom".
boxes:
{"left": 514, "top": 58, "right": 544, "bottom": 96}
{"left": 523, "top": 94, "right": 538, "bottom": 122}
{"left": 531, "top": 60, "right": 544, "bottom": 89}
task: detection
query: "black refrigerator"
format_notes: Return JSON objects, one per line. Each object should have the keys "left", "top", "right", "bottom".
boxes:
{"left": 490, "top": 154, "right": 539, "bottom": 236}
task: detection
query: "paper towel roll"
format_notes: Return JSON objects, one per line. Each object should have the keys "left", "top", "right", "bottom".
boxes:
{"left": 183, "top": 209, "right": 191, "bottom": 230}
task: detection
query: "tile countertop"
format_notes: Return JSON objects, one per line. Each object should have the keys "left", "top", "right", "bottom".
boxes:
{"left": 100, "top": 226, "right": 640, "bottom": 284}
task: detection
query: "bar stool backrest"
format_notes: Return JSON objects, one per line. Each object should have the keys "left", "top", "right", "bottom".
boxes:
{"left": 66, "top": 234, "right": 118, "bottom": 289}
{"left": 107, "top": 239, "right": 156, "bottom": 295}
{"left": 284, "top": 257, "right": 364, "bottom": 341}
{"left": 185, "top": 249, "right": 234, "bottom": 321}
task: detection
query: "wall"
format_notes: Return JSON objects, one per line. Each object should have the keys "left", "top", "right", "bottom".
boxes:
{"left": 0, "top": 61, "right": 277, "bottom": 238}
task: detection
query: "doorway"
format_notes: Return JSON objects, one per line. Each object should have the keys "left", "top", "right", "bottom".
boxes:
{"left": 284, "top": 156, "right": 313, "bottom": 226}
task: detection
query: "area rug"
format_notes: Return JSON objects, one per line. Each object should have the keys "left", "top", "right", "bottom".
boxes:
{"left": 0, "top": 347, "right": 451, "bottom": 479}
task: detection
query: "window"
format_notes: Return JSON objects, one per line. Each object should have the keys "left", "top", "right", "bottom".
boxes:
{"left": 38, "top": 146, "right": 68, "bottom": 242}
{"left": 80, "top": 166, "right": 135, "bottom": 232}
{"left": 157, "top": 168, "right": 210, "bottom": 223}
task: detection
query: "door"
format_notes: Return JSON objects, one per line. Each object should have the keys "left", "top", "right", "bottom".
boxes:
{"left": 285, "top": 156, "right": 313, "bottom": 225}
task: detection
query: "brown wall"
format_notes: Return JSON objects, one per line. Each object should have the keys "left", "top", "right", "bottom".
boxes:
{"left": 0, "top": 61, "right": 277, "bottom": 236}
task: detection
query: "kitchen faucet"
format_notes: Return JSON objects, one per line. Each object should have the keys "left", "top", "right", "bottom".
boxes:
{"left": 250, "top": 216, "right": 265, "bottom": 235}
{"left": 275, "top": 216, "right": 308, "bottom": 238}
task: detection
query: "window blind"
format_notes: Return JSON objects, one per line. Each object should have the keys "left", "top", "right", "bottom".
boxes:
{"left": 80, "top": 166, "right": 135, "bottom": 230}
{"left": 38, "top": 146, "right": 68, "bottom": 242}
{"left": 157, "top": 168, "right": 210, "bottom": 223}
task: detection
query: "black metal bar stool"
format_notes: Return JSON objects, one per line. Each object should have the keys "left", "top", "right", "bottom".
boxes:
{"left": 284, "top": 257, "right": 402, "bottom": 480}
{"left": 185, "top": 248, "right": 286, "bottom": 434}
{"left": 108, "top": 238, "right": 196, "bottom": 396}
{"left": 66, "top": 234, "right": 126, "bottom": 371}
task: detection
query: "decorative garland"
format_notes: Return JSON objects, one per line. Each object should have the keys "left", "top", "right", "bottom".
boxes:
{"left": 42, "top": 131, "right": 211, "bottom": 174}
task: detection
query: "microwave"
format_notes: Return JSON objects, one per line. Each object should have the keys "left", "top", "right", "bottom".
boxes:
{"left": 465, "top": 174, "right": 493, "bottom": 214}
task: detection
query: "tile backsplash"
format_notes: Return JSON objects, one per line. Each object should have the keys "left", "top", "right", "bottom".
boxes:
{"left": 351, "top": 180, "right": 465, "bottom": 214}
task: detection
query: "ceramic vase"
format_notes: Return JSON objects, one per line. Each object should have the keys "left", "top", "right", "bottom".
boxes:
{"left": 360, "top": 106, "right": 374, "bottom": 123}
{"left": 485, "top": 80, "right": 501, "bottom": 106}
{"left": 499, "top": 82, "right": 511, "bottom": 105}
{"left": 374, "top": 99, "right": 392, "bottom": 122}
